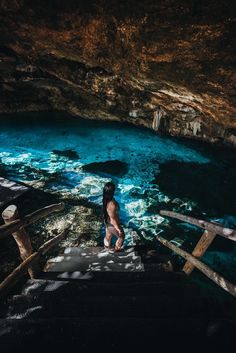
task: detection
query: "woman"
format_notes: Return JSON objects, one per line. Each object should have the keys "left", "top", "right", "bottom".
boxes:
{"left": 103, "top": 181, "right": 125, "bottom": 251}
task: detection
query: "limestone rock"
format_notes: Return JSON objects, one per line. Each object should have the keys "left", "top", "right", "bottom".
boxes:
{"left": 82, "top": 160, "right": 128, "bottom": 176}
{"left": 0, "top": 1, "right": 235, "bottom": 146}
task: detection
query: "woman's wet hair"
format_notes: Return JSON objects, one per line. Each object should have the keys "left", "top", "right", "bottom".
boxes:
{"left": 103, "top": 182, "right": 115, "bottom": 224}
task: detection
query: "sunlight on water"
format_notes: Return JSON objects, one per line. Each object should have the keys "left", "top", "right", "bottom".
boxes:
{"left": 0, "top": 116, "right": 235, "bottom": 246}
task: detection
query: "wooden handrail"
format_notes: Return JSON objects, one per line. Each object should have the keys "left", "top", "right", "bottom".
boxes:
{"left": 160, "top": 210, "right": 236, "bottom": 241}
{"left": 156, "top": 235, "right": 236, "bottom": 298}
{"left": 0, "top": 228, "right": 69, "bottom": 298}
{"left": 0, "top": 203, "right": 64, "bottom": 239}
{"left": 182, "top": 230, "right": 216, "bottom": 275}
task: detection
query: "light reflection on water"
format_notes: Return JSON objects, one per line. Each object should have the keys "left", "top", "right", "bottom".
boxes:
{"left": 0, "top": 116, "right": 235, "bottom": 247}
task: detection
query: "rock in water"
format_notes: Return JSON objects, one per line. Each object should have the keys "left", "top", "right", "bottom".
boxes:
{"left": 155, "top": 160, "right": 236, "bottom": 215}
{"left": 52, "top": 150, "right": 79, "bottom": 159}
{"left": 82, "top": 160, "right": 128, "bottom": 176}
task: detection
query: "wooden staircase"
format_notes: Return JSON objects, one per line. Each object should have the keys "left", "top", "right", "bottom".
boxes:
{"left": 1, "top": 245, "right": 233, "bottom": 353}
{"left": 44, "top": 246, "right": 144, "bottom": 272}
{"left": 1, "top": 204, "right": 236, "bottom": 352}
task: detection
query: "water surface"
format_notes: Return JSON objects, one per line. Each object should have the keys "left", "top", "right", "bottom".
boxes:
{"left": 0, "top": 115, "right": 235, "bottom": 259}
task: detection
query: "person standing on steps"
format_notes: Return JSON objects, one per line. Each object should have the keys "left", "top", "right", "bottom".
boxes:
{"left": 103, "top": 181, "right": 125, "bottom": 251}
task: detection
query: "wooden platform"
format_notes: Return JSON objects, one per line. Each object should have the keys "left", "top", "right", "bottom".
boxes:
{"left": 0, "top": 177, "right": 29, "bottom": 209}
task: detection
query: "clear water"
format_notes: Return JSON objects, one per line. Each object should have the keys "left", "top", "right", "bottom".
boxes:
{"left": 0, "top": 115, "right": 236, "bottom": 251}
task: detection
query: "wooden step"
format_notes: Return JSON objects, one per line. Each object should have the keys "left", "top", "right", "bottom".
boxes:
{"left": 44, "top": 261, "right": 145, "bottom": 272}
{"left": 64, "top": 246, "right": 136, "bottom": 256}
{"left": 38, "top": 270, "right": 190, "bottom": 282}
{"left": 8, "top": 293, "right": 210, "bottom": 319}
{"left": 18, "top": 278, "right": 201, "bottom": 297}
{"left": 46, "top": 253, "right": 141, "bottom": 265}
{"left": 1, "top": 317, "right": 225, "bottom": 351}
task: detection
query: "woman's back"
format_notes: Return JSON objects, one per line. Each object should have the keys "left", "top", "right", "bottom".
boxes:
{"left": 106, "top": 198, "right": 119, "bottom": 225}
{"left": 103, "top": 182, "right": 125, "bottom": 251}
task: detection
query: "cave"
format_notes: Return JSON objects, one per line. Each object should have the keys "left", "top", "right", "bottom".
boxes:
{"left": 0, "top": 0, "right": 236, "bottom": 146}
{"left": 0, "top": 1, "right": 236, "bottom": 351}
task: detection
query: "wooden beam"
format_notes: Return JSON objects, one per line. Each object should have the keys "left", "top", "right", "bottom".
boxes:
{"left": 2, "top": 205, "right": 34, "bottom": 278}
{"left": 0, "top": 228, "right": 69, "bottom": 298}
{"left": 182, "top": 230, "right": 216, "bottom": 275}
{"left": 156, "top": 235, "right": 236, "bottom": 298}
{"left": 38, "top": 228, "right": 68, "bottom": 256}
{"left": 160, "top": 210, "right": 236, "bottom": 241}
{"left": 0, "top": 203, "right": 64, "bottom": 239}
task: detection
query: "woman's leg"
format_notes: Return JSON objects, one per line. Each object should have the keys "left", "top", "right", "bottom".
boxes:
{"left": 105, "top": 225, "right": 125, "bottom": 250}
{"left": 104, "top": 227, "right": 112, "bottom": 248}
{"left": 108, "top": 225, "right": 125, "bottom": 251}
{"left": 114, "top": 231, "right": 125, "bottom": 251}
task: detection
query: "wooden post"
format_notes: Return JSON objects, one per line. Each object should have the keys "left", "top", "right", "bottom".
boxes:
{"left": 182, "top": 230, "right": 216, "bottom": 275}
{"left": 156, "top": 235, "right": 236, "bottom": 298}
{"left": 0, "top": 202, "right": 64, "bottom": 239}
{"left": 0, "top": 228, "right": 68, "bottom": 299}
{"left": 2, "top": 205, "right": 34, "bottom": 278}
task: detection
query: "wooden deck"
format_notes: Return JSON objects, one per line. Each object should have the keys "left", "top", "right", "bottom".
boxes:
{"left": 0, "top": 177, "right": 29, "bottom": 209}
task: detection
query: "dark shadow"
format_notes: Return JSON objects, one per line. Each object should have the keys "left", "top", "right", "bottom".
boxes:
{"left": 51, "top": 149, "right": 79, "bottom": 159}
{"left": 82, "top": 160, "right": 129, "bottom": 177}
{"left": 155, "top": 161, "right": 236, "bottom": 217}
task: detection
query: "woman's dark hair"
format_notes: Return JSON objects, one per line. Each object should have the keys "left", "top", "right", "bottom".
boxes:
{"left": 103, "top": 182, "right": 115, "bottom": 224}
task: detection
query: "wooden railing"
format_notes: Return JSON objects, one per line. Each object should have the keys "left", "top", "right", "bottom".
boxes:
{"left": 160, "top": 210, "right": 236, "bottom": 241}
{"left": 0, "top": 203, "right": 65, "bottom": 239}
{"left": 0, "top": 202, "right": 67, "bottom": 298}
{"left": 157, "top": 210, "right": 236, "bottom": 297}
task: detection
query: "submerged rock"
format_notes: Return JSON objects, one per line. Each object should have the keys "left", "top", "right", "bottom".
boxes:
{"left": 155, "top": 160, "right": 236, "bottom": 215}
{"left": 51, "top": 150, "right": 79, "bottom": 159}
{"left": 82, "top": 160, "right": 128, "bottom": 176}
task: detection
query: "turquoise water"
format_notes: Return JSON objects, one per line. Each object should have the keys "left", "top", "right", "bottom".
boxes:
{"left": 0, "top": 115, "right": 236, "bottom": 250}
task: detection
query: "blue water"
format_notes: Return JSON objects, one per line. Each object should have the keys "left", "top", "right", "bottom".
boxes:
{"left": 0, "top": 115, "right": 236, "bottom": 249}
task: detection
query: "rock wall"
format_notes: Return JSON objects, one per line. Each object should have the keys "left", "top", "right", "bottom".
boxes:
{"left": 0, "top": 0, "right": 235, "bottom": 146}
